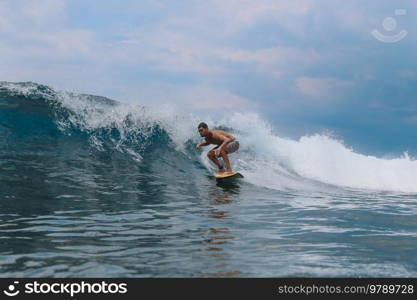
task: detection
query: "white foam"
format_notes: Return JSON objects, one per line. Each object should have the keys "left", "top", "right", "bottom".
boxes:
{"left": 216, "top": 113, "right": 417, "bottom": 193}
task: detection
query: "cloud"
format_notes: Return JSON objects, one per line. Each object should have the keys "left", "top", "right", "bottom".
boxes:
{"left": 295, "top": 76, "right": 353, "bottom": 99}
{"left": 0, "top": 0, "right": 336, "bottom": 92}
{"left": 211, "top": 0, "right": 313, "bottom": 33}
{"left": 117, "top": 30, "right": 227, "bottom": 74}
{"left": 182, "top": 87, "right": 256, "bottom": 111}
{"left": 21, "top": 0, "right": 67, "bottom": 25}
{"left": 120, "top": 82, "right": 257, "bottom": 114}
{"left": 118, "top": 28, "right": 320, "bottom": 78}
{"left": 0, "top": 0, "right": 96, "bottom": 60}
{"left": 0, "top": 0, "right": 66, "bottom": 32}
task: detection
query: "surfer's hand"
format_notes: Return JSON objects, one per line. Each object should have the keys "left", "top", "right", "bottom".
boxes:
{"left": 196, "top": 143, "right": 201, "bottom": 149}
{"left": 214, "top": 148, "right": 221, "bottom": 157}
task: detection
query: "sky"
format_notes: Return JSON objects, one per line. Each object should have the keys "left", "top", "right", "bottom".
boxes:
{"left": 1, "top": 0, "right": 417, "bottom": 155}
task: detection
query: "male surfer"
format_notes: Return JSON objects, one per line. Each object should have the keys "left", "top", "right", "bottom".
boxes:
{"left": 196, "top": 122, "right": 239, "bottom": 174}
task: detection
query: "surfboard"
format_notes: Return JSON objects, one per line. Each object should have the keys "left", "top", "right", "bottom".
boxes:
{"left": 214, "top": 172, "right": 244, "bottom": 180}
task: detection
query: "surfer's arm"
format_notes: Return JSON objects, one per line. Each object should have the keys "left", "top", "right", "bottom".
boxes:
{"left": 215, "top": 134, "right": 235, "bottom": 154}
{"left": 196, "top": 141, "right": 210, "bottom": 149}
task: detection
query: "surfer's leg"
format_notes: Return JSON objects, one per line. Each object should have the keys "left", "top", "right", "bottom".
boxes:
{"left": 207, "top": 150, "right": 224, "bottom": 172}
{"left": 219, "top": 149, "right": 232, "bottom": 173}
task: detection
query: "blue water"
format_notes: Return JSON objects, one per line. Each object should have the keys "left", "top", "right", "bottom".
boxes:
{"left": 1, "top": 82, "right": 417, "bottom": 277}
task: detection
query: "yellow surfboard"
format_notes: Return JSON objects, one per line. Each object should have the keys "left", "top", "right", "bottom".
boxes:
{"left": 214, "top": 172, "right": 244, "bottom": 180}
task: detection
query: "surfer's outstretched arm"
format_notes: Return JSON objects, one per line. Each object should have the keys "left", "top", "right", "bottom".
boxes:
{"left": 196, "top": 141, "right": 210, "bottom": 149}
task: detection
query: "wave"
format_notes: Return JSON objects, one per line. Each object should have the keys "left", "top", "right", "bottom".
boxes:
{"left": 214, "top": 113, "right": 417, "bottom": 193}
{"left": 1, "top": 81, "right": 417, "bottom": 193}
{"left": 0, "top": 81, "right": 198, "bottom": 161}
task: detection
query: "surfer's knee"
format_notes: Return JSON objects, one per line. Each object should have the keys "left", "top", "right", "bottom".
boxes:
{"left": 207, "top": 151, "right": 215, "bottom": 158}
{"left": 219, "top": 148, "right": 228, "bottom": 156}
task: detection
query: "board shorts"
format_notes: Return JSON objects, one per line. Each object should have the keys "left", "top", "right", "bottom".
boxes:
{"left": 226, "top": 140, "right": 240, "bottom": 154}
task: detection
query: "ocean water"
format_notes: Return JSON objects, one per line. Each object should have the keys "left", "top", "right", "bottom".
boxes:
{"left": 1, "top": 81, "right": 417, "bottom": 277}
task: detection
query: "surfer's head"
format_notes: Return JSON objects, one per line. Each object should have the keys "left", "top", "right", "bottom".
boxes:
{"left": 198, "top": 122, "right": 209, "bottom": 137}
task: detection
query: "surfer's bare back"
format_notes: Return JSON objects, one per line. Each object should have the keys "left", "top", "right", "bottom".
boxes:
{"left": 196, "top": 122, "right": 240, "bottom": 174}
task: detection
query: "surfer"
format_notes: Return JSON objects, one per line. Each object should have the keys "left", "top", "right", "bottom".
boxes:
{"left": 196, "top": 122, "right": 240, "bottom": 174}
